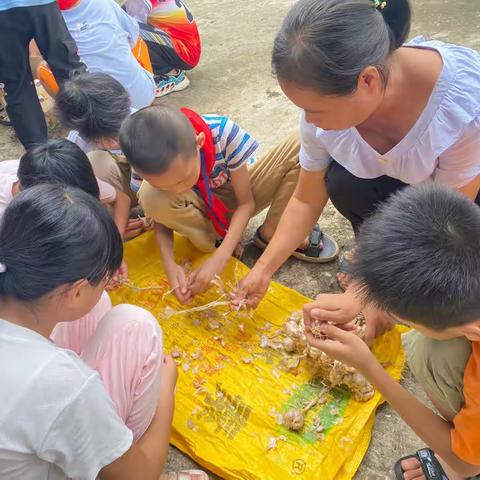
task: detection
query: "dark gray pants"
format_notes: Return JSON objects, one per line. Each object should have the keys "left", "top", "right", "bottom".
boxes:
{"left": 0, "top": 1, "right": 85, "bottom": 149}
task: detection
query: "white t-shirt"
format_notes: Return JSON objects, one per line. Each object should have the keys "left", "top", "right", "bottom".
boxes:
{"left": 0, "top": 320, "right": 132, "bottom": 479}
{"left": 300, "top": 37, "right": 480, "bottom": 188}
{"left": 0, "top": 160, "right": 116, "bottom": 216}
{"left": 61, "top": 0, "right": 155, "bottom": 109}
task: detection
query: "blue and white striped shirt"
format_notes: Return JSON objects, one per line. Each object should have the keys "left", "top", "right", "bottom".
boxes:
{"left": 202, "top": 114, "right": 259, "bottom": 189}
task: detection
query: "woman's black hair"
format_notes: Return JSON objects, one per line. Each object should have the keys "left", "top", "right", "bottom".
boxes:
{"left": 18, "top": 139, "right": 100, "bottom": 199}
{"left": 0, "top": 184, "right": 123, "bottom": 302}
{"left": 272, "top": 0, "right": 411, "bottom": 95}
{"left": 55, "top": 72, "right": 131, "bottom": 142}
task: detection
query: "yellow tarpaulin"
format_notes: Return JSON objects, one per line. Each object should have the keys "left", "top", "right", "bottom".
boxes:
{"left": 109, "top": 232, "right": 405, "bottom": 480}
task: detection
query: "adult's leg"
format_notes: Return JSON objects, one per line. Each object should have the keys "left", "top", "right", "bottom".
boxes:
{"left": 138, "top": 181, "right": 219, "bottom": 252}
{"left": 0, "top": 7, "right": 47, "bottom": 148}
{"left": 31, "top": 1, "right": 85, "bottom": 84}
{"left": 325, "top": 160, "right": 408, "bottom": 233}
{"left": 81, "top": 304, "right": 164, "bottom": 441}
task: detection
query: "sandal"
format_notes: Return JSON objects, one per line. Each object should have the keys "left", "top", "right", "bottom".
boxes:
{"left": 0, "top": 85, "right": 10, "bottom": 126}
{"left": 394, "top": 448, "right": 449, "bottom": 480}
{"left": 254, "top": 224, "right": 339, "bottom": 263}
{"left": 336, "top": 245, "right": 355, "bottom": 291}
{"left": 161, "top": 470, "right": 209, "bottom": 480}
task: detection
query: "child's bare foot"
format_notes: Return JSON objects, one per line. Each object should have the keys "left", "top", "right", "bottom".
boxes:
{"left": 400, "top": 457, "right": 426, "bottom": 479}
{"left": 395, "top": 448, "right": 456, "bottom": 480}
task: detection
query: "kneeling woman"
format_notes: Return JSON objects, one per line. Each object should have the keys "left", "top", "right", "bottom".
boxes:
{"left": 0, "top": 185, "right": 206, "bottom": 480}
{"left": 236, "top": 0, "right": 480, "bottom": 305}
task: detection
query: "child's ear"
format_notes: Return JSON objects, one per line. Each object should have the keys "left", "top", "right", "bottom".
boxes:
{"left": 463, "top": 320, "right": 480, "bottom": 341}
{"left": 196, "top": 132, "right": 205, "bottom": 149}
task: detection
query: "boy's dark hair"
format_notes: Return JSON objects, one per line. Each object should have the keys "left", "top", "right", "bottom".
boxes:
{"left": 18, "top": 139, "right": 100, "bottom": 199}
{"left": 272, "top": 0, "right": 411, "bottom": 95}
{"left": 119, "top": 105, "right": 197, "bottom": 175}
{"left": 0, "top": 184, "right": 122, "bottom": 302}
{"left": 352, "top": 184, "right": 480, "bottom": 330}
{"left": 55, "top": 72, "right": 131, "bottom": 142}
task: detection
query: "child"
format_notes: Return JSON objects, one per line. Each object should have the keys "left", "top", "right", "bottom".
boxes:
{"left": 124, "top": 0, "right": 201, "bottom": 96}
{"left": 0, "top": 183, "right": 208, "bottom": 480}
{"left": 57, "top": 0, "right": 156, "bottom": 109}
{"left": 0, "top": 139, "right": 130, "bottom": 240}
{"left": 119, "top": 104, "right": 339, "bottom": 304}
{"left": 303, "top": 184, "right": 480, "bottom": 480}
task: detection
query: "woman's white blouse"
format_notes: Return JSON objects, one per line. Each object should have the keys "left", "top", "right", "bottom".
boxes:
{"left": 299, "top": 37, "right": 480, "bottom": 188}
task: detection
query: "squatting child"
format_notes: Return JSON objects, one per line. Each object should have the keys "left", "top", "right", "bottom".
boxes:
{"left": 119, "top": 104, "right": 338, "bottom": 303}
{"left": 304, "top": 184, "right": 480, "bottom": 480}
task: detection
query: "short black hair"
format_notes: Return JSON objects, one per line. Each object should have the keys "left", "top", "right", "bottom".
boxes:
{"left": 352, "top": 184, "right": 480, "bottom": 330}
{"left": 119, "top": 104, "right": 197, "bottom": 175}
{"left": 0, "top": 184, "right": 122, "bottom": 302}
{"left": 55, "top": 72, "right": 131, "bottom": 142}
{"left": 18, "top": 139, "right": 100, "bottom": 199}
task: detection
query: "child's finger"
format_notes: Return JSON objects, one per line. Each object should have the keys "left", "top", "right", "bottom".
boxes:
{"left": 318, "top": 323, "right": 351, "bottom": 342}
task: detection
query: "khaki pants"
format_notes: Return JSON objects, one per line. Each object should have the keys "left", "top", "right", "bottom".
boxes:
{"left": 138, "top": 133, "right": 301, "bottom": 252}
{"left": 87, "top": 150, "right": 138, "bottom": 205}
{"left": 402, "top": 330, "right": 472, "bottom": 420}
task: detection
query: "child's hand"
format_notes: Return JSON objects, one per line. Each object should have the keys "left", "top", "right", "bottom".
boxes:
{"left": 306, "top": 323, "right": 374, "bottom": 373}
{"left": 106, "top": 260, "right": 129, "bottom": 290}
{"left": 165, "top": 262, "right": 192, "bottom": 304}
{"left": 188, "top": 256, "right": 226, "bottom": 296}
{"left": 160, "top": 354, "right": 178, "bottom": 394}
{"left": 303, "top": 291, "right": 362, "bottom": 330}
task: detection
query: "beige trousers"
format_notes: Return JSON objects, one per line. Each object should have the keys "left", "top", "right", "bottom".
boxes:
{"left": 402, "top": 330, "right": 472, "bottom": 419}
{"left": 138, "top": 133, "right": 301, "bottom": 252}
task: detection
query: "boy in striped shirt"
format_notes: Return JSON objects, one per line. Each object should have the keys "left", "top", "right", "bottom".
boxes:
{"left": 120, "top": 104, "right": 338, "bottom": 304}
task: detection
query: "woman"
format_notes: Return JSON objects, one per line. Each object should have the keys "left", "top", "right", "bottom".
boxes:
{"left": 235, "top": 0, "right": 480, "bottom": 308}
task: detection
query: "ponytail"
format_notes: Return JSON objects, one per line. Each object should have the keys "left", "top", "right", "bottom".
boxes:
{"left": 379, "top": 0, "right": 411, "bottom": 50}
{"left": 272, "top": 0, "right": 412, "bottom": 95}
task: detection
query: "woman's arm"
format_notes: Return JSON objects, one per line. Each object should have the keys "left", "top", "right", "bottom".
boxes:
{"left": 234, "top": 167, "right": 329, "bottom": 308}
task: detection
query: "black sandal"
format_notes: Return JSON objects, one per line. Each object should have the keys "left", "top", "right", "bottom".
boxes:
{"left": 254, "top": 224, "right": 339, "bottom": 264}
{"left": 394, "top": 448, "right": 449, "bottom": 480}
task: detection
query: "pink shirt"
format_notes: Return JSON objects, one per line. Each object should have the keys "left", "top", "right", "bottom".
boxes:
{"left": 0, "top": 160, "right": 116, "bottom": 216}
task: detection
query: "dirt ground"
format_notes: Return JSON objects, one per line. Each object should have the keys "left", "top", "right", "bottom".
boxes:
{"left": 1, "top": 1, "right": 479, "bottom": 478}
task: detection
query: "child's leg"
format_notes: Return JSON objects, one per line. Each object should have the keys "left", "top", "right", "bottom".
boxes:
{"left": 81, "top": 304, "right": 163, "bottom": 441}
{"left": 141, "top": 0, "right": 201, "bottom": 76}
{"left": 402, "top": 330, "right": 472, "bottom": 420}
{"left": 246, "top": 132, "right": 301, "bottom": 237}
{"left": 138, "top": 181, "right": 219, "bottom": 252}
{"left": 50, "top": 291, "right": 112, "bottom": 355}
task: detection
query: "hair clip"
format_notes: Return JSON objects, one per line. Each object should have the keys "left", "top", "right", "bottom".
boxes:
{"left": 0, "top": 262, "right": 6, "bottom": 273}
{"left": 372, "top": 0, "right": 387, "bottom": 10}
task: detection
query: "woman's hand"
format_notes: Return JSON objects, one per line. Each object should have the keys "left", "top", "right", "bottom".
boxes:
{"left": 165, "top": 262, "right": 192, "bottom": 304}
{"left": 188, "top": 254, "right": 227, "bottom": 297}
{"left": 306, "top": 323, "right": 374, "bottom": 373}
{"left": 232, "top": 266, "right": 272, "bottom": 309}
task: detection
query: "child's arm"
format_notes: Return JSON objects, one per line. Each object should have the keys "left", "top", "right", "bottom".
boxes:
{"left": 188, "top": 164, "right": 255, "bottom": 296}
{"left": 111, "top": 189, "right": 131, "bottom": 241}
{"left": 99, "top": 355, "right": 177, "bottom": 480}
{"left": 307, "top": 324, "right": 480, "bottom": 478}
{"left": 155, "top": 222, "right": 192, "bottom": 304}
